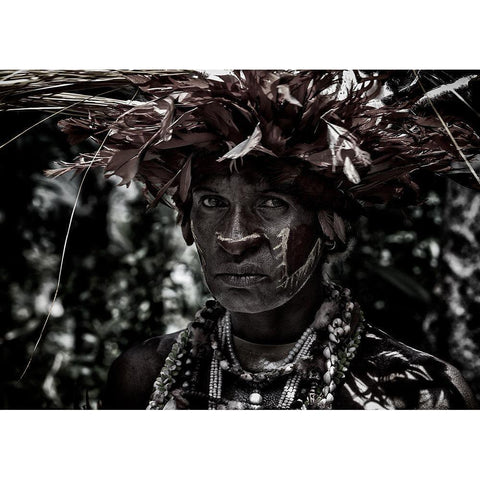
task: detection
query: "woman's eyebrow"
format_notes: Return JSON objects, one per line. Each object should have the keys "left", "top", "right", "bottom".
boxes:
{"left": 192, "top": 186, "right": 218, "bottom": 194}
{"left": 260, "top": 187, "right": 295, "bottom": 196}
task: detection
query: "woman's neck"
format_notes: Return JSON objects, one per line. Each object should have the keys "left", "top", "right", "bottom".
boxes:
{"left": 229, "top": 269, "right": 325, "bottom": 344}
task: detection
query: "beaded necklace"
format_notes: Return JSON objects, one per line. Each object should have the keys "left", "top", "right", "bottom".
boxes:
{"left": 209, "top": 312, "right": 318, "bottom": 409}
{"left": 147, "top": 284, "right": 364, "bottom": 410}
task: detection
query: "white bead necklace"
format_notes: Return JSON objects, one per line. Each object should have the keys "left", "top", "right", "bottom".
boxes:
{"left": 147, "top": 284, "right": 365, "bottom": 410}
{"left": 208, "top": 312, "right": 317, "bottom": 410}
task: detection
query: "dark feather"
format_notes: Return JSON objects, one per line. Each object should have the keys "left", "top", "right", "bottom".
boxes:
{"left": 2, "top": 69, "right": 480, "bottom": 220}
{"left": 317, "top": 210, "right": 335, "bottom": 240}
{"left": 179, "top": 155, "right": 192, "bottom": 203}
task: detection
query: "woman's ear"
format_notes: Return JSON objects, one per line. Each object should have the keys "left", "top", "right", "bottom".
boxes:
{"left": 181, "top": 219, "right": 194, "bottom": 246}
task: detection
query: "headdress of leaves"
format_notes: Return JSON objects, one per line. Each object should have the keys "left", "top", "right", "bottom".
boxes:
{"left": 1, "top": 69, "right": 479, "bottom": 241}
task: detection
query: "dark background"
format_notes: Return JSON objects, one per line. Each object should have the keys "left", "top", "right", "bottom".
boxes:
{"left": 1, "top": 109, "right": 479, "bottom": 409}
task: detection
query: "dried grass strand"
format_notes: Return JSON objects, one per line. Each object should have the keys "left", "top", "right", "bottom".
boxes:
{"left": 17, "top": 128, "right": 113, "bottom": 382}
{"left": 0, "top": 87, "right": 122, "bottom": 151}
{"left": 413, "top": 70, "right": 480, "bottom": 186}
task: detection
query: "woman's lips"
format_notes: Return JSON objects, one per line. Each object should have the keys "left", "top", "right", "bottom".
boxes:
{"left": 216, "top": 273, "right": 268, "bottom": 287}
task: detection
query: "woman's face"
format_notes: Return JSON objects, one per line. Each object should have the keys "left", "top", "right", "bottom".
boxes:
{"left": 186, "top": 168, "right": 326, "bottom": 314}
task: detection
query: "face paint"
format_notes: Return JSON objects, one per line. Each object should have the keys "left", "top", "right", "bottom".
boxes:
{"left": 216, "top": 233, "right": 263, "bottom": 242}
{"left": 187, "top": 170, "right": 326, "bottom": 314}
{"left": 279, "top": 238, "right": 323, "bottom": 293}
{"left": 274, "top": 226, "right": 324, "bottom": 295}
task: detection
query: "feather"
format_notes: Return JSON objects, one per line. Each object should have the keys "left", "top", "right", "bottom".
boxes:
{"left": 277, "top": 84, "right": 303, "bottom": 107}
{"left": 105, "top": 149, "right": 140, "bottom": 186}
{"left": 217, "top": 123, "right": 262, "bottom": 162}
{"left": 333, "top": 212, "right": 346, "bottom": 243}
{"left": 2, "top": 69, "right": 480, "bottom": 211}
{"left": 343, "top": 155, "right": 361, "bottom": 184}
{"left": 317, "top": 210, "right": 335, "bottom": 240}
{"left": 148, "top": 167, "right": 183, "bottom": 210}
{"left": 323, "top": 118, "right": 371, "bottom": 175}
{"left": 179, "top": 155, "right": 192, "bottom": 203}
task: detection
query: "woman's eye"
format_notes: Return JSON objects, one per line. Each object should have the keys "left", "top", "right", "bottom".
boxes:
{"left": 201, "top": 196, "right": 227, "bottom": 208}
{"left": 258, "top": 197, "right": 288, "bottom": 209}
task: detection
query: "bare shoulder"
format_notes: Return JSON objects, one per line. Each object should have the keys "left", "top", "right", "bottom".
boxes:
{"left": 101, "top": 331, "right": 182, "bottom": 409}
{"left": 338, "top": 324, "right": 478, "bottom": 409}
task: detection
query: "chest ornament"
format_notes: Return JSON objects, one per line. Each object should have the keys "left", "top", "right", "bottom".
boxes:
{"left": 147, "top": 283, "right": 364, "bottom": 410}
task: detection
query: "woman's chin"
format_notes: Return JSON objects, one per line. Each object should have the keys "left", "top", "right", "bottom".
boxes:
{"left": 206, "top": 274, "right": 312, "bottom": 314}
{"left": 215, "top": 294, "right": 289, "bottom": 315}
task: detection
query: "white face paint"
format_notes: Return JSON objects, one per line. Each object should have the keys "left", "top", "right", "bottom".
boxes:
{"left": 275, "top": 226, "right": 324, "bottom": 294}
{"left": 216, "top": 233, "right": 263, "bottom": 243}
{"left": 187, "top": 172, "right": 326, "bottom": 314}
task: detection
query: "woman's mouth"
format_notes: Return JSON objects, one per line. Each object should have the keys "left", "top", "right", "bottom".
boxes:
{"left": 216, "top": 273, "right": 268, "bottom": 287}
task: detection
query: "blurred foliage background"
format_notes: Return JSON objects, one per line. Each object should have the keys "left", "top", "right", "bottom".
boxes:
{"left": 1, "top": 106, "right": 479, "bottom": 409}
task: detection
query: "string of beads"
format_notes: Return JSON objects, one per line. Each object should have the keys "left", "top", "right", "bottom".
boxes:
{"left": 147, "top": 284, "right": 364, "bottom": 410}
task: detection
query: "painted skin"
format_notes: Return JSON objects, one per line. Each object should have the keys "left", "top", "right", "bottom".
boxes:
{"left": 187, "top": 172, "right": 325, "bottom": 314}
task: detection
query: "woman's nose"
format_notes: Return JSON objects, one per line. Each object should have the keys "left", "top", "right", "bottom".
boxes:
{"left": 216, "top": 208, "right": 264, "bottom": 256}
{"left": 216, "top": 232, "right": 264, "bottom": 256}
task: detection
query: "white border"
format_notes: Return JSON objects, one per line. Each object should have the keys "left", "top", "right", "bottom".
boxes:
{"left": 1, "top": 2, "right": 478, "bottom": 477}
{"left": 1, "top": 0, "right": 478, "bottom": 68}
{"left": 1, "top": 411, "right": 478, "bottom": 479}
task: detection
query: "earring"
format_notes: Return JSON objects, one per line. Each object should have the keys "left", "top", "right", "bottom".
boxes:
{"left": 325, "top": 239, "right": 336, "bottom": 251}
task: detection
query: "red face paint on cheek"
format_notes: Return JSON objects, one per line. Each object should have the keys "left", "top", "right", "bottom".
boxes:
{"left": 273, "top": 223, "right": 324, "bottom": 295}
{"left": 285, "top": 224, "right": 319, "bottom": 276}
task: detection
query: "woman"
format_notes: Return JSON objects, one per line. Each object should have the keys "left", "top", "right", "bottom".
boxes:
{"left": 2, "top": 70, "right": 479, "bottom": 409}
{"left": 104, "top": 155, "right": 477, "bottom": 409}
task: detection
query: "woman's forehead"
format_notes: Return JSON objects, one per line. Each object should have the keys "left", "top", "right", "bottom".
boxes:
{"left": 191, "top": 157, "right": 302, "bottom": 194}
{"left": 193, "top": 171, "right": 270, "bottom": 192}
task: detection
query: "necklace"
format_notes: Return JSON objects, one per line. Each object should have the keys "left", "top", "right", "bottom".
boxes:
{"left": 147, "top": 284, "right": 365, "bottom": 410}
{"left": 208, "top": 312, "right": 318, "bottom": 409}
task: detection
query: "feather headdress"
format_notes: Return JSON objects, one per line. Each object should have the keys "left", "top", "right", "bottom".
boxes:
{"left": 1, "top": 69, "right": 479, "bottom": 236}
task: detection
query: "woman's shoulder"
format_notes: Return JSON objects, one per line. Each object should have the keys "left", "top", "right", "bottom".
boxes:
{"left": 338, "top": 323, "right": 477, "bottom": 409}
{"left": 101, "top": 330, "right": 183, "bottom": 409}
